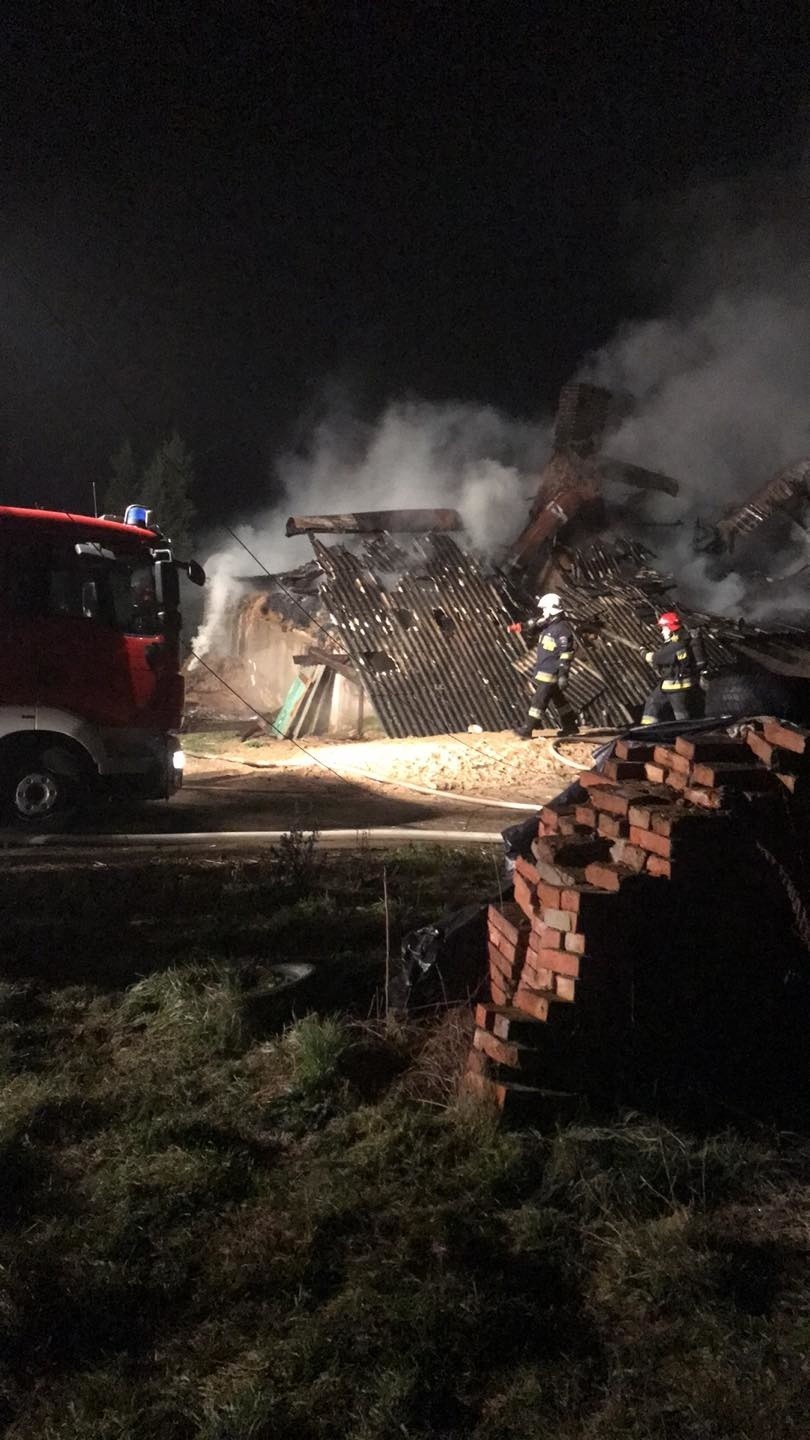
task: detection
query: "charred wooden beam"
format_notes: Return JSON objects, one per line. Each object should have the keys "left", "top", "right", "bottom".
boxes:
{"left": 715, "top": 460, "right": 810, "bottom": 550}
{"left": 598, "top": 456, "right": 680, "bottom": 497}
{"left": 285, "top": 509, "right": 463, "bottom": 537}
{"left": 292, "top": 648, "right": 358, "bottom": 682}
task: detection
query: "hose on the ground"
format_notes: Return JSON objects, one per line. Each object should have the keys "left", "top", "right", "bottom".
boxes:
{"left": 1, "top": 827, "right": 503, "bottom": 852}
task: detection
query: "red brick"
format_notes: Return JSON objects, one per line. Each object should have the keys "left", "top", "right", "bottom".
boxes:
{"left": 537, "top": 880, "right": 563, "bottom": 909}
{"left": 487, "top": 902, "right": 530, "bottom": 948}
{"left": 530, "top": 944, "right": 570, "bottom": 971}
{"left": 600, "top": 758, "right": 648, "bottom": 781}
{"left": 674, "top": 732, "right": 749, "bottom": 762}
{"left": 691, "top": 761, "right": 776, "bottom": 789}
{"left": 584, "top": 861, "right": 631, "bottom": 891}
{"left": 596, "top": 812, "right": 628, "bottom": 841}
{"left": 560, "top": 885, "right": 617, "bottom": 918}
{"left": 614, "top": 740, "right": 656, "bottom": 761}
{"left": 651, "top": 806, "right": 710, "bottom": 838}
{"left": 653, "top": 745, "right": 680, "bottom": 768}
{"left": 475, "top": 1002, "right": 499, "bottom": 1031}
{"left": 512, "top": 986, "right": 553, "bottom": 1021}
{"left": 521, "top": 960, "right": 554, "bottom": 992}
{"left": 515, "top": 856, "right": 543, "bottom": 887}
{"left": 628, "top": 826, "right": 671, "bottom": 857}
{"left": 558, "top": 816, "right": 592, "bottom": 837}
{"left": 546, "top": 948, "right": 584, "bottom": 978}
{"left": 564, "top": 931, "right": 587, "bottom": 954}
{"left": 746, "top": 728, "right": 809, "bottom": 776}
{"left": 490, "top": 977, "right": 510, "bottom": 1006}
{"left": 485, "top": 1004, "right": 572, "bottom": 1046}
{"left": 542, "top": 907, "right": 577, "bottom": 933}
{"left": 762, "top": 719, "right": 810, "bottom": 755}
{"left": 555, "top": 975, "right": 576, "bottom": 1002}
{"left": 646, "top": 855, "right": 672, "bottom": 879}
{"left": 488, "top": 941, "right": 523, "bottom": 984}
{"left": 530, "top": 922, "right": 564, "bottom": 949}
{"left": 683, "top": 786, "right": 725, "bottom": 810}
{"left": 513, "top": 873, "right": 539, "bottom": 917}
{"left": 486, "top": 1006, "right": 546, "bottom": 1043}
{"left": 666, "top": 769, "right": 689, "bottom": 792}
{"left": 609, "top": 840, "right": 648, "bottom": 873}
{"left": 560, "top": 886, "right": 583, "bottom": 911}
{"left": 592, "top": 789, "right": 634, "bottom": 817}
{"left": 538, "top": 806, "right": 560, "bottom": 832}
{"left": 644, "top": 762, "right": 668, "bottom": 784}
{"left": 473, "top": 1025, "right": 547, "bottom": 1072}
{"left": 575, "top": 804, "right": 597, "bottom": 828}
{"left": 578, "top": 770, "right": 617, "bottom": 789}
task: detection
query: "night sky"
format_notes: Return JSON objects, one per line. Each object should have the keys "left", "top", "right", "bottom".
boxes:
{"left": 2, "top": 4, "right": 807, "bottom": 524}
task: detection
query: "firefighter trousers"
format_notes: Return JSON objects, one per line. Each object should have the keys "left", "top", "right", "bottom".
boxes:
{"left": 641, "top": 683, "right": 701, "bottom": 726}
{"left": 526, "top": 679, "right": 577, "bottom": 732}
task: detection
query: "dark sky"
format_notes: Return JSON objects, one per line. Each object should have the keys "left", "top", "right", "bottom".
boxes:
{"left": 1, "top": 3, "right": 807, "bottom": 522}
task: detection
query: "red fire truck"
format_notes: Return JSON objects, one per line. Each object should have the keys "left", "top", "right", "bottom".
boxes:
{"left": 0, "top": 502, "right": 205, "bottom": 827}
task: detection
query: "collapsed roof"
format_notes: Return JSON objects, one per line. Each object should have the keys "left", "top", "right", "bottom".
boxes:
{"left": 194, "top": 383, "right": 810, "bottom": 737}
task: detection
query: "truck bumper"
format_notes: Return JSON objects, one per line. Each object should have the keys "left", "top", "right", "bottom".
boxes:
{"left": 98, "top": 729, "right": 184, "bottom": 799}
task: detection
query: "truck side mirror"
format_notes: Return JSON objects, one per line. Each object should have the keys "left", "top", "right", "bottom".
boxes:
{"left": 155, "top": 560, "right": 180, "bottom": 612}
{"left": 186, "top": 560, "right": 206, "bottom": 587}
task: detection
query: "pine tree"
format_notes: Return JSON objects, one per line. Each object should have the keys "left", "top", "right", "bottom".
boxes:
{"left": 139, "top": 431, "right": 196, "bottom": 553}
{"left": 104, "top": 438, "right": 138, "bottom": 516}
{"left": 104, "top": 432, "right": 196, "bottom": 551}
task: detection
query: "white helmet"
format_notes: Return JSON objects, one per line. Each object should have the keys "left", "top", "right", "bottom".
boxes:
{"left": 537, "top": 592, "right": 563, "bottom": 620}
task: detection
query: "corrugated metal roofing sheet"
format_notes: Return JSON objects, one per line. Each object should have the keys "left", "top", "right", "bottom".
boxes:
{"left": 312, "top": 533, "right": 529, "bottom": 737}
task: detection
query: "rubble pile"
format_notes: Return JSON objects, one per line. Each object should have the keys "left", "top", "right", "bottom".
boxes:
{"left": 463, "top": 719, "right": 810, "bottom": 1122}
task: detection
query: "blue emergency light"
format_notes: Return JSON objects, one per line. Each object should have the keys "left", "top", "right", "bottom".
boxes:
{"left": 124, "top": 504, "right": 154, "bottom": 528}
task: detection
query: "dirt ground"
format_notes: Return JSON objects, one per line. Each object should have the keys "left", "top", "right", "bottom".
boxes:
{"left": 173, "top": 727, "right": 599, "bottom": 835}
{"left": 0, "top": 729, "right": 601, "bottom": 843}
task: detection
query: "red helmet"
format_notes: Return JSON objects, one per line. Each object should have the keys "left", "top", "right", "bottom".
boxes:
{"left": 657, "top": 611, "right": 681, "bottom": 631}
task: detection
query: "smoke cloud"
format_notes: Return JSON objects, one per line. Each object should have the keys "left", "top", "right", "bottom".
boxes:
{"left": 579, "top": 166, "right": 810, "bottom": 618}
{"left": 194, "top": 162, "right": 810, "bottom": 656}
{"left": 191, "top": 400, "right": 551, "bottom": 656}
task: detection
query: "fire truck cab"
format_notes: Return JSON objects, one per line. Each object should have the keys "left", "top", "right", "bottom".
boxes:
{"left": 0, "top": 503, "right": 204, "bottom": 828}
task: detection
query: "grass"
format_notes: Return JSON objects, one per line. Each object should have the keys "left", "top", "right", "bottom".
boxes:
{"left": 1, "top": 846, "right": 809, "bottom": 1438}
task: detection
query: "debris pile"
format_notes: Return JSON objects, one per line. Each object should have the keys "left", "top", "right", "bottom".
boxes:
{"left": 188, "top": 381, "right": 810, "bottom": 738}
{"left": 464, "top": 719, "right": 810, "bottom": 1122}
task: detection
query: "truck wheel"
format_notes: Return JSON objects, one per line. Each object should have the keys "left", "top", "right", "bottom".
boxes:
{"left": 5, "top": 752, "right": 78, "bottom": 831}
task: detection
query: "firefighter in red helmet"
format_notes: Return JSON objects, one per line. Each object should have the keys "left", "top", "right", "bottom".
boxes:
{"left": 641, "top": 611, "right": 704, "bottom": 725}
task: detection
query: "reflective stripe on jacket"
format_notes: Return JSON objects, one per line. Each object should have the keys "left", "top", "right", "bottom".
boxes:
{"left": 531, "top": 616, "right": 575, "bottom": 683}
{"left": 649, "top": 632, "right": 698, "bottom": 691}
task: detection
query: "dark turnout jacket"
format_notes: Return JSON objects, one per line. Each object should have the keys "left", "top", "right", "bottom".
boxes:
{"left": 647, "top": 631, "right": 698, "bottom": 691}
{"left": 529, "top": 616, "right": 575, "bottom": 683}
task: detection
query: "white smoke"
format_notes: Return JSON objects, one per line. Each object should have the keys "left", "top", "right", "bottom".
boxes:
{"left": 579, "top": 166, "right": 810, "bottom": 621}
{"left": 192, "top": 399, "right": 552, "bottom": 657}
{"left": 193, "top": 164, "right": 810, "bottom": 658}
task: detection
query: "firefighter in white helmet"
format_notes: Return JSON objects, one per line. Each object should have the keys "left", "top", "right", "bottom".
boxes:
{"left": 508, "top": 592, "right": 578, "bottom": 738}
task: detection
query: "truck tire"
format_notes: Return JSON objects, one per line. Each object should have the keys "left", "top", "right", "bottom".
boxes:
{"left": 705, "top": 669, "right": 807, "bottom": 723}
{"left": 4, "top": 748, "right": 79, "bottom": 831}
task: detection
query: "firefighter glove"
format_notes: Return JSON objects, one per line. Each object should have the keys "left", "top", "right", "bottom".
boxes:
{"left": 507, "top": 622, "right": 522, "bottom": 634}
{"left": 699, "top": 671, "right": 709, "bottom": 691}
{"left": 644, "top": 649, "right": 654, "bottom": 664}
{"left": 557, "top": 668, "right": 570, "bottom": 690}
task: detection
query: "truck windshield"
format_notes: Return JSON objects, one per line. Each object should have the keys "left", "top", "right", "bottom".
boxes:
{"left": 49, "top": 544, "right": 161, "bottom": 636}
